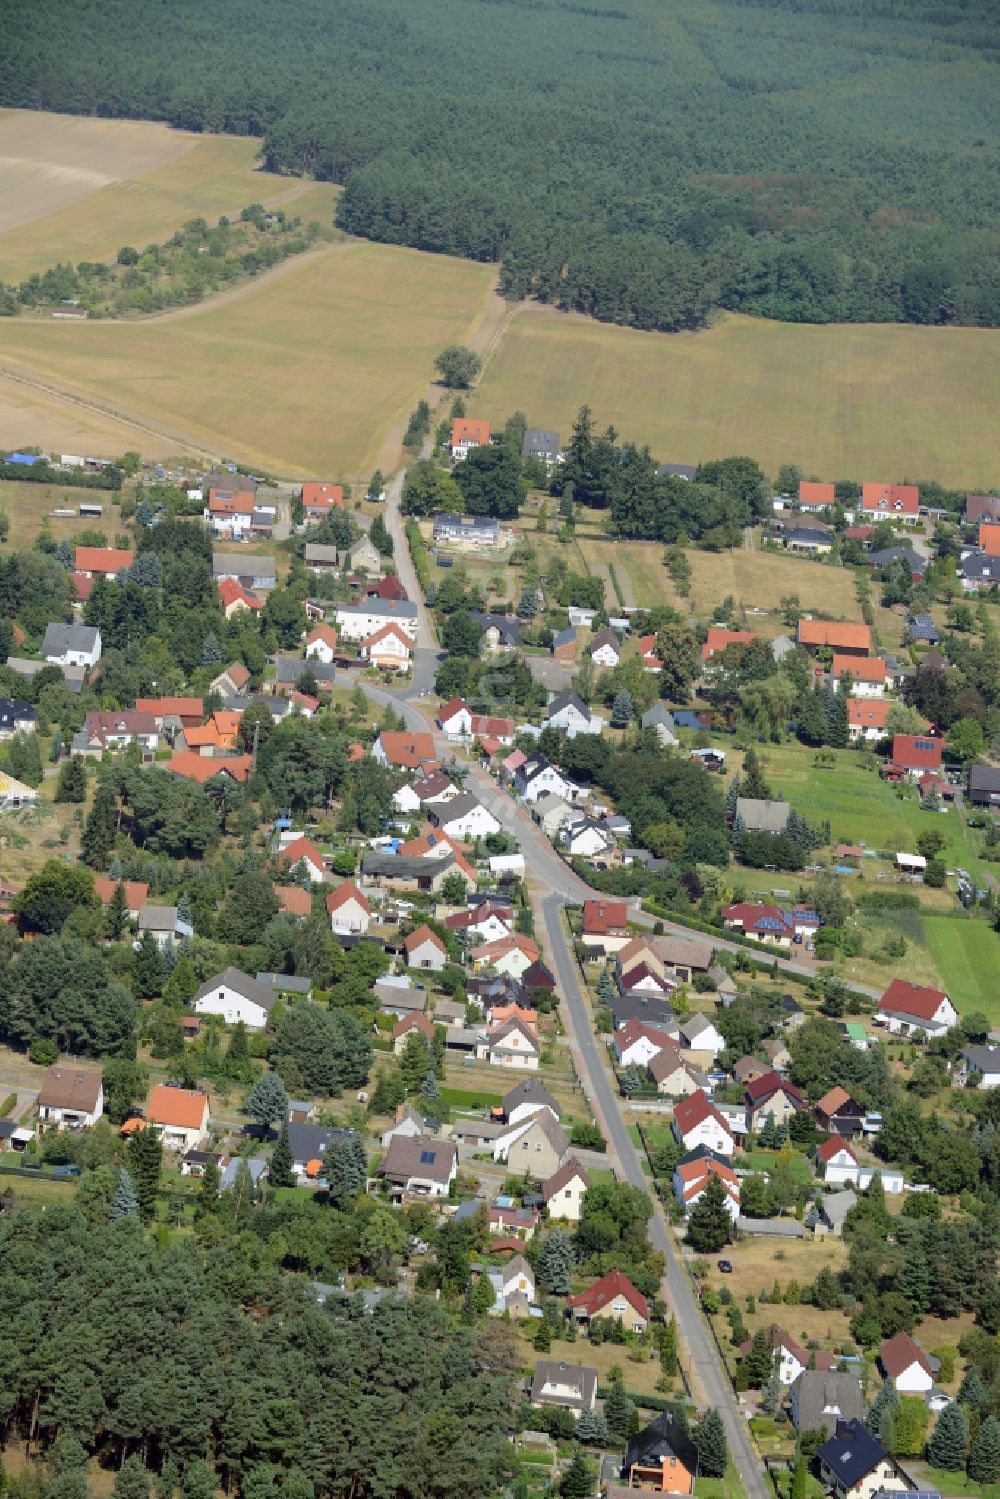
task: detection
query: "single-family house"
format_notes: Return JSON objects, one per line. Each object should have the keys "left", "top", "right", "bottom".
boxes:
{"left": 192, "top": 967, "right": 277, "bottom": 1030}
{"left": 213, "top": 552, "right": 276, "bottom": 592}
{"left": 567, "top": 1269, "right": 649, "bottom": 1333}
{"left": 550, "top": 627, "right": 578, "bottom": 665}
{"left": 734, "top": 798, "right": 791, "bottom": 836}
{"left": 36, "top": 1067, "right": 104, "bottom": 1129}
{"left": 513, "top": 756, "right": 579, "bottom": 803}
{"left": 325, "top": 881, "right": 370, "bottom": 936}
{"left": 789, "top": 1372, "right": 865, "bottom": 1437}
{"left": 861, "top": 482, "right": 919, "bottom": 522}
{"left": 672, "top": 1091, "right": 735, "bottom": 1157}
{"left": 543, "top": 691, "right": 603, "bottom": 737}
{"left": 144, "top": 1085, "right": 209, "bottom": 1150}
{"left": 640, "top": 703, "right": 679, "bottom": 746}
{"left": 136, "top": 904, "right": 190, "bottom": 949}
{"left": 278, "top": 835, "right": 326, "bottom": 884}
{"left": 392, "top": 1012, "right": 436, "bottom": 1055}
{"left": 701, "top": 627, "right": 756, "bottom": 663}
{"left": 815, "top": 1086, "right": 866, "bottom": 1136}
{"left": 504, "top": 1079, "right": 561, "bottom": 1126}
{"left": 432, "top": 512, "right": 500, "bottom": 549}
{"left": 968, "top": 765, "right": 1000, "bottom": 808}
{"left": 648, "top": 1043, "right": 700, "bottom": 1098}
{"left": 588, "top": 627, "right": 621, "bottom": 668}
{"left": 301, "top": 481, "right": 344, "bottom": 518}
{"left": 721, "top": 903, "right": 795, "bottom": 946}
{"left": 745, "top": 1071, "right": 805, "bottom": 1128}
{"left": 673, "top": 1152, "right": 740, "bottom": 1219}
{"left": 42, "top": 623, "right": 101, "bottom": 668}
{"left": 741, "top": 1326, "right": 836, "bottom": 1387}
{"left": 492, "top": 1110, "right": 568, "bottom": 1176}
{"left": 372, "top": 731, "right": 437, "bottom": 770}
{"left": 848, "top": 698, "right": 891, "bottom": 742}
{"left": 876, "top": 978, "right": 957, "bottom": 1038}
{"left": 218, "top": 578, "right": 264, "bottom": 617}
{"left": 377, "top": 1133, "right": 457, "bottom": 1197}
{"left": 960, "top": 552, "right": 1000, "bottom": 592}
{"left": 304, "top": 624, "right": 339, "bottom": 664}
{"left": 471, "top": 611, "right": 522, "bottom": 655}
{"left": 542, "top": 1157, "right": 591, "bottom": 1222}
{"left": 833, "top": 655, "right": 888, "bottom": 696}
{"left": 428, "top": 792, "right": 501, "bottom": 840}
{"left": 563, "top": 818, "right": 614, "bottom": 860}
{"left": 522, "top": 428, "right": 562, "bottom": 463}
{"left": 887, "top": 733, "right": 942, "bottom": 781}
{"left": 784, "top": 523, "right": 834, "bottom": 555}
{"left": 618, "top": 1413, "right": 699, "bottom": 1496}
{"left": 404, "top": 925, "right": 448, "bottom": 971}
{"left": 450, "top": 418, "right": 490, "bottom": 460}
{"left": 907, "top": 611, "right": 940, "bottom": 645}
{"left": 611, "top": 1015, "right": 665, "bottom": 1065}
{"left": 529, "top": 1361, "right": 598, "bottom": 1419}
{"left": 879, "top": 1332, "right": 933, "bottom": 1394}
{"left": 966, "top": 495, "right": 1000, "bottom": 526}
{"left": 817, "top": 1420, "right": 905, "bottom": 1499}
{"left": 73, "top": 710, "right": 159, "bottom": 758}
{"left": 93, "top": 876, "right": 148, "bottom": 921}
{"left": 957, "top": 1044, "right": 1000, "bottom": 1089}
{"left": 798, "top": 480, "right": 836, "bottom": 511}
{"left": 445, "top": 902, "right": 514, "bottom": 943}
{"left": 487, "top": 1014, "right": 541, "bottom": 1070}
{"left": 0, "top": 699, "right": 38, "bottom": 740}
{"left": 74, "top": 545, "right": 134, "bottom": 582}
{"left": 678, "top": 1013, "right": 725, "bottom": 1058}
{"left": 816, "top": 1135, "right": 862, "bottom": 1185}
{"left": 810, "top": 1188, "right": 858, "bottom": 1238}
{"left": 581, "top": 897, "right": 630, "bottom": 951}
{"left": 344, "top": 534, "right": 383, "bottom": 576}
{"left": 287, "top": 1121, "right": 358, "bottom": 1179}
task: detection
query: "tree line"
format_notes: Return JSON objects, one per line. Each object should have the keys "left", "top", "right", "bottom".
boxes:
{"left": 2, "top": 0, "right": 998, "bottom": 332}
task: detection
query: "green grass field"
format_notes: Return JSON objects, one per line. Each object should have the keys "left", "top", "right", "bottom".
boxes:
{"left": 0, "top": 243, "right": 495, "bottom": 480}
{"left": 476, "top": 305, "right": 1000, "bottom": 487}
{"left": 0, "top": 480, "right": 124, "bottom": 551}
{"left": 923, "top": 916, "right": 1000, "bottom": 1020}
{"left": 0, "top": 114, "right": 339, "bottom": 281}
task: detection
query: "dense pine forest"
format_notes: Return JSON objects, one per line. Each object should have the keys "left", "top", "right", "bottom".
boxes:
{"left": 3, "top": 0, "right": 999, "bottom": 332}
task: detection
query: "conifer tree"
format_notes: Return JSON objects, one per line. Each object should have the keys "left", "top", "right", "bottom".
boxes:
{"left": 197, "top": 1157, "right": 220, "bottom": 1216}
{"left": 611, "top": 690, "right": 634, "bottom": 728}
{"left": 82, "top": 780, "right": 118, "bottom": 867}
{"left": 106, "top": 880, "right": 127, "bottom": 940}
{"left": 54, "top": 755, "right": 87, "bottom": 803}
{"left": 269, "top": 1121, "right": 294, "bottom": 1188}
{"left": 110, "top": 1168, "right": 139, "bottom": 1221}
{"left": 865, "top": 1378, "right": 899, "bottom": 1435}
{"left": 603, "top": 1371, "right": 634, "bottom": 1442}
{"left": 245, "top": 1072, "right": 289, "bottom": 1132}
{"left": 927, "top": 1403, "right": 969, "bottom": 1471}
{"left": 695, "top": 1408, "right": 728, "bottom": 1478}
{"left": 536, "top": 1229, "right": 574, "bottom": 1294}
{"left": 127, "top": 1127, "right": 163, "bottom": 1223}
{"left": 659, "top": 1314, "right": 678, "bottom": 1377}
{"left": 559, "top": 1449, "right": 595, "bottom": 1499}
{"left": 969, "top": 1415, "right": 1000, "bottom": 1485}
{"left": 686, "top": 1175, "right": 733, "bottom": 1253}
{"left": 132, "top": 930, "right": 164, "bottom": 998}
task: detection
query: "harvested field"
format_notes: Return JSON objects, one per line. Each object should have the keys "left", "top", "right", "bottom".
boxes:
{"left": 0, "top": 112, "right": 339, "bottom": 281}
{"left": 0, "top": 479, "right": 123, "bottom": 550}
{"left": 475, "top": 304, "right": 1000, "bottom": 488}
{"left": 0, "top": 243, "right": 496, "bottom": 480}
{"left": 0, "top": 365, "right": 203, "bottom": 463}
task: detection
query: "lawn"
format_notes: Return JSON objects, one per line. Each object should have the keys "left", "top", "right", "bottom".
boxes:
{"left": 923, "top": 915, "right": 1000, "bottom": 1020}
{"left": 0, "top": 480, "right": 124, "bottom": 551}
{"left": 476, "top": 304, "right": 1000, "bottom": 488}
{"left": 740, "top": 1150, "right": 814, "bottom": 1186}
{"left": 0, "top": 113, "right": 339, "bottom": 281}
{"left": 0, "top": 242, "right": 495, "bottom": 481}
{"left": 906, "top": 1463, "right": 1000, "bottom": 1499}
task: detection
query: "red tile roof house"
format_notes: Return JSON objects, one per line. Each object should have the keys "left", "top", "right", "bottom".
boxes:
{"left": 93, "top": 876, "right": 149, "bottom": 922}
{"left": 878, "top": 1332, "right": 934, "bottom": 1394}
{"left": 278, "top": 835, "right": 327, "bottom": 885}
{"left": 581, "top": 897, "right": 630, "bottom": 952}
{"left": 885, "top": 733, "right": 942, "bottom": 782}
{"left": 744, "top": 1071, "right": 806, "bottom": 1128}
{"left": 365, "top": 574, "right": 409, "bottom": 603}
{"left": 218, "top": 578, "right": 263, "bottom": 617}
{"left": 861, "top": 482, "right": 920, "bottom": 523}
{"left": 613, "top": 1018, "right": 669, "bottom": 1068}
{"left": 701, "top": 627, "right": 756, "bottom": 664}
{"left": 671, "top": 1090, "right": 736, "bottom": 1157}
{"left": 450, "top": 418, "right": 490, "bottom": 460}
{"left": 304, "top": 624, "right": 339, "bottom": 664}
{"left": 360, "top": 622, "right": 414, "bottom": 672}
{"left": 566, "top": 1270, "right": 649, "bottom": 1333}
{"left": 301, "top": 482, "right": 344, "bottom": 518}
{"left": 831, "top": 654, "right": 888, "bottom": 697}
{"left": 798, "top": 481, "right": 836, "bottom": 511}
{"left": 847, "top": 697, "right": 891, "bottom": 742}
{"left": 721, "top": 903, "right": 795, "bottom": 946}
{"left": 876, "top": 978, "right": 957, "bottom": 1038}
{"left": 673, "top": 1155, "right": 740, "bottom": 1219}
{"left": 325, "top": 880, "right": 370, "bottom": 936}
{"left": 74, "top": 545, "right": 135, "bottom": 579}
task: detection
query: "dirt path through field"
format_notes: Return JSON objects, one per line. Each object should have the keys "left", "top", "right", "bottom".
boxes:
{"left": 133, "top": 239, "right": 349, "bottom": 323}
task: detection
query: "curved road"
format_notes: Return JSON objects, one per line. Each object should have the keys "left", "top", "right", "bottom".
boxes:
{"left": 349, "top": 468, "right": 778, "bottom": 1495}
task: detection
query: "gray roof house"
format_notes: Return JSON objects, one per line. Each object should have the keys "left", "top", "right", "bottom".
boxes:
{"left": 213, "top": 553, "right": 277, "bottom": 590}
{"left": 657, "top": 463, "right": 697, "bottom": 481}
{"left": 771, "top": 633, "right": 795, "bottom": 662}
{"left": 273, "top": 656, "right": 337, "bottom": 687}
{"left": 810, "top": 1188, "right": 857, "bottom": 1237}
{"left": 640, "top": 703, "right": 678, "bottom": 746}
{"left": 735, "top": 797, "right": 790, "bottom": 835}
{"left": 958, "top": 1044, "right": 1000, "bottom": 1088}
{"left": 522, "top": 429, "right": 562, "bottom": 461}
{"left": 529, "top": 1361, "right": 598, "bottom": 1414}
{"left": 287, "top": 1122, "right": 357, "bottom": 1174}
{"left": 789, "top": 1371, "right": 865, "bottom": 1435}
{"left": 968, "top": 765, "right": 1000, "bottom": 808}
{"left": 42, "top": 622, "right": 101, "bottom": 666}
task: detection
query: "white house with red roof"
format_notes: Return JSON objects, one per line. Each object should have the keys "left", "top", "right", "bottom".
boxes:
{"left": 450, "top": 418, "right": 490, "bottom": 460}
{"left": 740, "top": 1326, "right": 837, "bottom": 1386}
{"left": 816, "top": 1135, "right": 861, "bottom": 1185}
{"left": 877, "top": 978, "right": 957, "bottom": 1038}
{"left": 218, "top": 578, "right": 263, "bottom": 617}
{"left": 304, "top": 624, "right": 339, "bottom": 664}
{"left": 701, "top": 627, "right": 756, "bottom": 663}
{"left": 847, "top": 698, "right": 891, "bottom": 742}
{"left": 745, "top": 1071, "right": 806, "bottom": 1128}
{"left": 438, "top": 698, "right": 474, "bottom": 738}
{"left": 862, "top": 482, "right": 919, "bottom": 522}
{"left": 360, "top": 622, "right": 413, "bottom": 672}
{"left": 278, "top": 835, "right": 326, "bottom": 884}
{"left": 832, "top": 655, "right": 888, "bottom": 697}
{"left": 672, "top": 1091, "right": 735, "bottom": 1157}
{"left": 325, "top": 881, "right": 370, "bottom": 937}
{"left": 403, "top": 925, "right": 448, "bottom": 971}
{"left": 636, "top": 634, "right": 663, "bottom": 672}
{"left": 721, "top": 903, "right": 795, "bottom": 946}
{"left": 673, "top": 1154, "right": 740, "bottom": 1220}
{"left": 878, "top": 1332, "right": 934, "bottom": 1394}
{"left": 444, "top": 903, "right": 513, "bottom": 943}
{"left": 887, "top": 733, "right": 942, "bottom": 782}
{"left": 567, "top": 1270, "right": 649, "bottom": 1333}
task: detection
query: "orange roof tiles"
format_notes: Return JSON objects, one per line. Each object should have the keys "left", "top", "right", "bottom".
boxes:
{"left": 797, "top": 619, "right": 872, "bottom": 652}
{"left": 832, "top": 655, "right": 886, "bottom": 682}
{"left": 798, "top": 481, "right": 835, "bottom": 507}
{"left": 274, "top": 884, "right": 312, "bottom": 917}
{"left": 146, "top": 1084, "right": 208, "bottom": 1130}
{"left": 980, "top": 523, "right": 1000, "bottom": 557}
{"left": 167, "top": 750, "right": 254, "bottom": 783}
{"left": 862, "top": 482, "right": 919, "bottom": 515}
{"left": 451, "top": 418, "right": 490, "bottom": 448}
{"left": 75, "top": 546, "right": 134, "bottom": 575}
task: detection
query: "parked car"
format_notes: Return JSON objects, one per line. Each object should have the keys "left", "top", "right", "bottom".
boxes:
{"left": 717, "top": 1259, "right": 733, "bottom": 1274}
